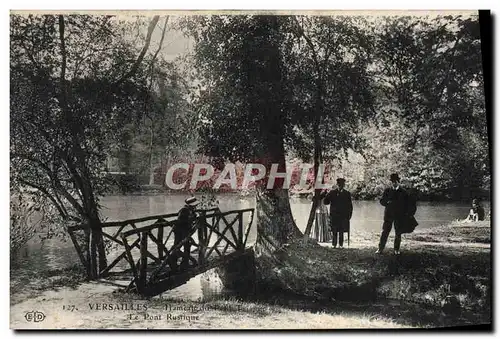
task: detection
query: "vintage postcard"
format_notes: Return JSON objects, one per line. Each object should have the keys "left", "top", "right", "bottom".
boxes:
{"left": 10, "top": 10, "right": 491, "bottom": 330}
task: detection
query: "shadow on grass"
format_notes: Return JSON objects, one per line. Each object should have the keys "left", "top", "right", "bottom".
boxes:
{"left": 250, "top": 237, "right": 491, "bottom": 328}
{"left": 243, "top": 291, "right": 490, "bottom": 328}
{"left": 10, "top": 264, "right": 87, "bottom": 304}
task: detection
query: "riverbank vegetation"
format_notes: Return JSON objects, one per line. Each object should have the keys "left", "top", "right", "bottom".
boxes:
{"left": 10, "top": 15, "right": 197, "bottom": 274}
{"left": 255, "top": 221, "right": 490, "bottom": 315}
{"left": 10, "top": 220, "right": 490, "bottom": 328}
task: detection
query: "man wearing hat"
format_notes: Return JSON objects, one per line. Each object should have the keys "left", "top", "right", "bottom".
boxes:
{"left": 172, "top": 196, "right": 199, "bottom": 271}
{"left": 376, "top": 173, "right": 417, "bottom": 255}
{"left": 322, "top": 178, "right": 353, "bottom": 248}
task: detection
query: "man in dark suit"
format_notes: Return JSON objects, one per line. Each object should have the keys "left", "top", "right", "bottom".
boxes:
{"left": 376, "top": 173, "right": 417, "bottom": 255}
{"left": 171, "top": 197, "right": 198, "bottom": 271}
{"left": 322, "top": 178, "right": 353, "bottom": 248}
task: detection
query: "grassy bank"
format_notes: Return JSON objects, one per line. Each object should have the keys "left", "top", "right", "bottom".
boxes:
{"left": 10, "top": 220, "right": 490, "bottom": 329}
{"left": 10, "top": 264, "right": 87, "bottom": 306}
{"left": 256, "top": 221, "right": 490, "bottom": 318}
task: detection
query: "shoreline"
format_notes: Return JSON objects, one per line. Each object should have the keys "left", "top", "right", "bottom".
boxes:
{"left": 101, "top": 189, "right": 491, "bottom": 204}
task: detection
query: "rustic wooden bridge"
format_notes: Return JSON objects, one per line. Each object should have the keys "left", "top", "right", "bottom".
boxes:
{"left": 67, "top": 207, "right": 255, "bottom": 297}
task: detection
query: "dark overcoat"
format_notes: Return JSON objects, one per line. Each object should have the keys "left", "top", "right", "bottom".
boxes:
{"left": 175, "top": 205, "right": 197, "bottom": 237}
{"left": 323, "top": 189, "right": 353, "bottom": 233}
{"left": 380, "top": 187, "right": 418, "bottom": 234}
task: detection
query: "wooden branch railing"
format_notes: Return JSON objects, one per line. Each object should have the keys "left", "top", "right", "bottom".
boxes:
{"left": 119, "top": 208, "right": 255, "bottom": 295}
{"left": 67, "top": 207, "right": 221, "bottom": 278}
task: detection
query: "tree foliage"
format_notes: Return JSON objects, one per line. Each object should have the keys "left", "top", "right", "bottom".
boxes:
{"left": 10, "top": 14, "right": 162, "bottom": 276}
{"left": 184, "top": 13, "right": 488, "bottom": 213}
{"left": 185, "top": 15, "right": 306, "bottom": 245}
{"left": 355, "top": 15, "right": 488, "bottom": 200}
{"left": 183, "top": 15, "right": 378, "bottom": 239}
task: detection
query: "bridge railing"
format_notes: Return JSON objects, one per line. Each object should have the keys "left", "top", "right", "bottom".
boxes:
{"left": 119, "top": 208, "right": 255, "bottom": 294}
{"left": 66, "top": 207, "right": 221, "bottom": 278}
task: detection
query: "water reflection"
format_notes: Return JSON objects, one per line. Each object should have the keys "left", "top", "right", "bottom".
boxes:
{"left": 99, "top": 194, "right": 483, "bottom": 233}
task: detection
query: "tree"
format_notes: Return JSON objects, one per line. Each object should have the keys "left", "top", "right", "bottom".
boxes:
{"left": 121, "top": 55, "right": 197, "bottom": 185}
{"left": 181, "top": 13, "right": 488, "bottom": 298}
{"left": 10, "top": 14, "right": 161, "bottom": 278}
{"left": 371, "top": 14, "right": 488, "bottom": 199}
{"left": 282, "top": 16, "right": 375, "bottom": 238}
{"left": 186, "top": 15, "right": 303, "bottom": 248}
{"left": 185, "top": 15, "right": 375, "bottom": 243}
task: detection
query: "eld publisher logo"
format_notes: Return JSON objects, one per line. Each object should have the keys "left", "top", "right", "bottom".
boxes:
{"left": 24, "top": 311, "right": 46, "bottom": 322}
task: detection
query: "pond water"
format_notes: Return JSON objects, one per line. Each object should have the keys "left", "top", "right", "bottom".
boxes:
{"left": 11, "top": 194, "right": 489, "bottom": 310}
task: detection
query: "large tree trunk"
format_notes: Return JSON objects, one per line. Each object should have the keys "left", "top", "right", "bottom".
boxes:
{"left": 75, "top": 196, "right": 107, "bottom": 279}
{"left": 83, "top": 190, "right": 107, "bottom": 279}
{"left": 256, "top": 188, "right": 302, "bottom": 248}
{"left": 76, "top": 155, "right": 108, "bottom": 279}
{"left": 248, "top": 16, "right": 301, "bottom": 251}
{"left": 88, "top": 218, "right": 106, "bottom": 279}
{"left": 250, "top": 18, "right": 334, "bottom": 297}
{"left": 255, "top": 143, "right": 302, "bottom": 248}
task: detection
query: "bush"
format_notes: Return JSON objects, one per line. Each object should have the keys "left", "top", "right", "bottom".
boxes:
{"left": 10, "top": 194, "right": 38, "bottom": 257}
{"left": 103, "top": 173, "right": 141, "bottom": 194}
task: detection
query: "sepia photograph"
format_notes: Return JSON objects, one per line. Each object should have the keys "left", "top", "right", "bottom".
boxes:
{"left": 9, "top": 9, "right": 491, "bottom": 330}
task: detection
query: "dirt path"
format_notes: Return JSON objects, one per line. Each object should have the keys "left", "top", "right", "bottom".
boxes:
{"left": 10, "top": 282, "right": 407, "bottom": 329}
